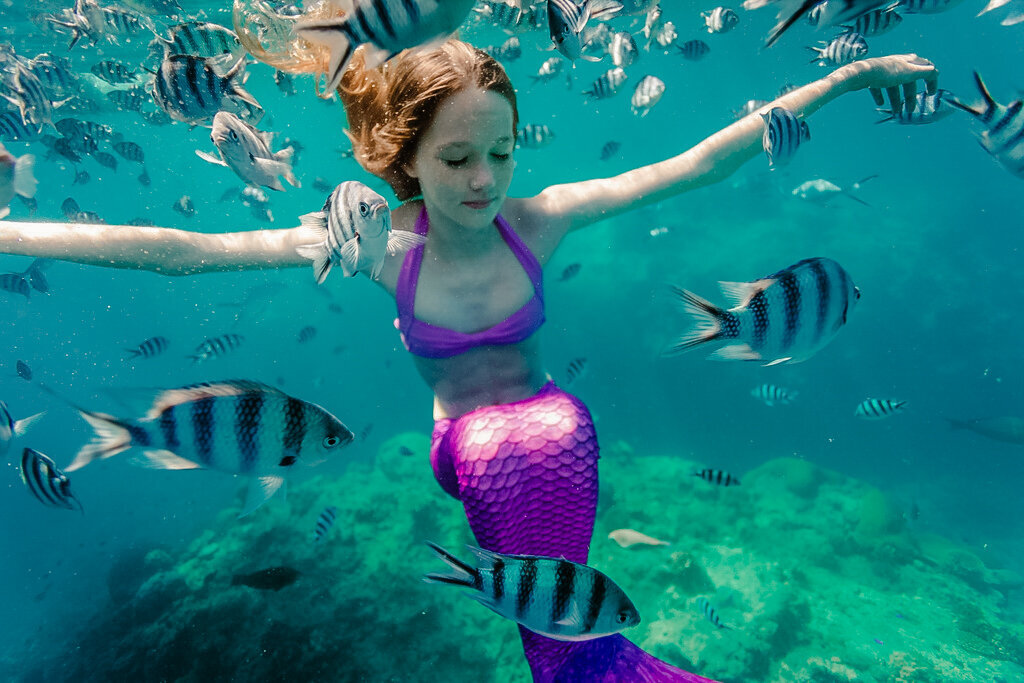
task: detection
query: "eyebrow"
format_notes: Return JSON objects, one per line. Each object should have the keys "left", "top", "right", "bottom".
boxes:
{"left": 439, "top": 137, "right": 513, "bottom": 152}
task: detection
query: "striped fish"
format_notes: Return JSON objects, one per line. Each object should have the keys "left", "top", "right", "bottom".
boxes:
{"left": 855, "top": 398, "right": 906, "bottom": 419}
{"left": 558, "top": 263, "right": 582, "bottom": 281}
{"left": 641, "top": 3, "right": 662, "bottom": 43}
{"left": 195, "top": 112, "right": 298, "bottom": 191}
{"left": 678, "top": 39, "right": 711, "bottom": 61}
{"left": 150, "top": 52, "right": 262, "bottom": 125}
{"left": 486, "top": 36, "right": 522, "bottom": 62}
{"left": 653, "top": 21, "right": 678, "bottom": 49}
{"left": 759, "top": 0, "right": 890, "bottom": 47}
{"left": 547, "top": 0, "right": 624, "bottom": 64}
{"left": 703, "top": 7, "right": 740, "bottom": 33}
{"left": 28, "top": 56, "right": 79, "bottom": 95}
{"left": 839, "top": 4, "right": 902, "bottom": 35}
{"left": 0, "top": 113, "right": 42, "bottom": 142}
{"left": 876, "top": 90, "right": 955, "bottom": 125}
{"left": 0, "top": 401, "right": 45, "bottom": 457}
{"left": 107, "top": 87, "right": 148, "bottom": 113}
{"left": 761, "top": 106, "right": 810, "bottom": 168}
{"left": 91, "top": 151, "right": 118, "bottom": 170}
{"left": 297, "top": 326, "right": 317, "bottom": 344}
{"left": 751, "top": 383, "right": 797, "bottom": 406}
{"left": 21, "top": 448, "right": 83, "bottom": 513}
{"left": 424, "top": 542, "right": 640, "bottom": 641}
{"left": 631, "top": 75, "right": 665, "bottom": 117}
{"left": 532, "top": 57, "right": 564, "bottom": 83}
{"left": 1, "top": 63, "right": 54, "bottom": 128}
{"left": 808, "top": 32, "right": 868, "bottom": 66}
{"left": 697, "top": 597, "right": 729, "bottom": 629}
{"left": 154, "top": 21, "right": 242, "bottom": 58}
{"left": 565, "top": 357, "right": 588, "bottom": 385}
{"left": 90, "top": 60, "right": 136, "bottom": 85}
{"left": 694, "top": 469, "right": 741, "bottom": 486}
{"left": 295, "top": 0, "right": 479, "bottom": 95}
{"left": 66, "top": 380, "right": 354, "bottom": 516}
{"left": 16, "top": 360, "right": 32, "bottom": 381}
{"left": 475, "top": 0, "right": 524, "bottom": 29}
{"left": 0, "top": 273, "right": 31, "bottom": 299}
{"left": 190, "top": 333, "right": 245, "bottom": 363}
{"left": 295, "top": 181, "right": 423, "bottom": 283}
{"left": 126, "top": 335, "right": 169, "bottom": 359}
{"left": 608, "top": 31, "right": 638, "bottom": 67}
{"left": 671, "top": 257, "right": 860, "bottom": 364}
{"left": 113, "top": 141, "right": 145, "bottom": 163}
{"left": 311, "top": 505, "right": 338, "bottom": 542}
{"left": 584, "top": 68, "right": 627, "bottom": 101}
{"left": 517, "top": 123, "right": 556, "bottom": 149}
{"left": 947, "top": 73, "right": 1024, "bottom": 180}
{"left": 600, "top": 140, "right": 620, "bottom": 160}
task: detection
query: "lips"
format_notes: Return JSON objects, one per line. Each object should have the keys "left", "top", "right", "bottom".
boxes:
{"left": 462, "top": 199, "right": 494, "bottom": 210}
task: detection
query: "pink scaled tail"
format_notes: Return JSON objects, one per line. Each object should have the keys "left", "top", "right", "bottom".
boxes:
{"left": 430, "top": 381, "right": 716, "bottom": 683}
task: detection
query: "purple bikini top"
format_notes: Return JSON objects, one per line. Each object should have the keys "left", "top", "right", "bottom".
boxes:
{"left": 394, "top": 207, "right": 545, "bottom": 359}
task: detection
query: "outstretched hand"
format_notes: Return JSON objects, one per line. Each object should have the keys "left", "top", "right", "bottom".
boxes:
{"left": 844, "top": 54, "right": 940, "bottom": 115}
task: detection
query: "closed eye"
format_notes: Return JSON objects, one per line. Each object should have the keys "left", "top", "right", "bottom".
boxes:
{"left": 491, "top": 153, "right": 511, "bottom": 161}
{"left": 443, "top": 158, "right": 468, "bottom": 168}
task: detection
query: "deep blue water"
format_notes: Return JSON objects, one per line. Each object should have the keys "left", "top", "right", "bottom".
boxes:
{"left": 1, "top": 0, "right": 1022, "bottom": 680}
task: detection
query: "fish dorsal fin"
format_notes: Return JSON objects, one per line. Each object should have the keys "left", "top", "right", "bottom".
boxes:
{"left": 298, "top": 210, "right": 328, "bottom": 238}
{"left": 719, "top": 279, "right": 773, "bottom": 307}
{"left": 148, "top": 380, "right": 279, "bottom": 418}
{"left": 240, "top": 475, "right": 286, "bottom": 518}
{"left": 465, "top": 544, "right": 503, "bottom": 569}
{"left": 385, "top": 229, "right": 427, "bottom": 256}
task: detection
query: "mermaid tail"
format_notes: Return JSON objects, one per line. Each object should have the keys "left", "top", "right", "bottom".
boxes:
{"left": 431, "top": 381, "right": 715, "bottom": 683}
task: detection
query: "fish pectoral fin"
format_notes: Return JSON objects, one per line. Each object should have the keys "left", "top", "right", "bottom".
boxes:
{"left": 339, "top": 239, "right": 360, "bottom": 277}
{"left": 137, "top": 449, "right": 201, "bottom": 470}
{"left": 239, "top": 475, "right": 286, "bottom": 518}
{"left": 385, "top": 229, "right": 427, "bottom": 256}
{"left": 763, "top": 357, "right": 792, "bottom": 367}
{"left": 708, "top": 344, "right": 761, "bottom": 361}
{"left": 195, "top": 149, "right": 227, "bottom": 166}
{"left": 554, "top": 601, "right": 584, "bottom": 628}
{"left": 13, "top": 411, "right": 46, "bottom": 437}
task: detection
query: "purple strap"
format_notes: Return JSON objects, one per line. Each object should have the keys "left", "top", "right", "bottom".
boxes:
{"left": 394, "top": 207, "right": 545, "bottom": 359}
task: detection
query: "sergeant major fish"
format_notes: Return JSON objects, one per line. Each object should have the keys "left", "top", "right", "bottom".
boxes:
{"left": 697, "top": 597, "right": 729, "bottom": 629}
{"left": 151, "top": 52, "right": 261, "bottom": 125}
{"left": 694, "top": 468, "right": 741, "bottom": 486}
{"left": 65, "top": 380, "right": 354, "bottom": 516}
{"left": 424, "top": 542, "right": 640, "bottom": 641}
{"left": 947, "top": 72, "right": 1024, "bottom": 180}
{"left": 295, "top": 0, "right": 479, "bottom": 96}
{"left": 762, "top": 106, "right": 810, "bottom": 168}
{"left": 295, "top": 181, "right": 424, "bottom": 283}
{"left": 670, "top": 257, "right": 860, "bottom": 364}
{"left": 631, "top": 75, "right": 665, "bottom": 117}
{"left": 196, "top": 112, "right": 299, "bottom": 191}
{"left": 751, "top": 383, "right": 797, "bottom": 406}
{"left": 311, "top": 505, "right": 338, "bottom": 542}
{"left": 703, "top": 6, "right": 740, "bottom": 32}
{"left": 548, "top": 0, "right": 624, "bottom": 64}
{"left": 855, "top": 398, "right": 906, "bottom": 419}
{"left": 808, "top": 32, "right": 868, "bottom": 66}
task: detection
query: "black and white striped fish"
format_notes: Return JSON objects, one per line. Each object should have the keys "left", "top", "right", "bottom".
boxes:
{"left": 653, "top": 21, "right": 678, "bottom": 49}
{"left": 608, "top": 31, "right": 638, "bottom": 67}
{"left": 703, "top": 7, "right": 740, "bottom": 33}
{"left": 113, "top": 141, "right": 145, "bottom": 163}
{"left": 671, "top": 257, "right": 860, "bottom": 364}
{"left": 28, "top": 56, "right": 79, "bottom": 95}
{"left": 855, "top": 398, "right": 906, "bottom": 419}
{"left": 697, "top": 597, "right": 729, "bottom": 629}
{"left": 517, "top": 124, "right": 556, "bottom": 149}
{"left": 107, "top": 87, "right": 148, "bottom": 113}
{"left": 548, "top": 0, "right": 624, "bottom": 64}
{"left": 475, "top": 0, "right": 524, "bottom": 29}
{"left": 486, "top": 36, "right": 522, "bottom": 62}
{"left": 947, "top": 73, "right": 1024, "bottom": 180}
{"left": 153, "top": 21, "right": 243, "bottom": 58}
{"left": 190, "top": 333, "right": 245, "bottom": 363}
{"left": 641, "top": 3, "right": 663, "bottom": 44}
{"left": 600, "top": 140, "right": 620, "bottom": 160}
{"left": 297, "top": 326, "right": 317, "bottom": 344}
{"left": 761, "top": 107, "right": 810, "bottom": 168}
{"left": 90, "top": 60, "right": 136, "bottom": 85}
{"left": 0, "top": 113, "right": 42, "bottom": 142}
{"left": 877, "top": 90, "right": 955, "bottom": 125}
{"left": 532, "top": 57, "right": 565, "bottom": 83}
{"left": 296, "top": 0, "right": 479, "bottom": 95}
{"left": 424, "top": 542, "right": 640, "bottom": 641}
{"left": 91, "top": 151, "right": 118, "bottom": 171}
{"left": 0, "top": 401, "right": 45, "bottom": 457}
{"left": 694, "top": 469, "right": 741, "bottom": 486}
{"left": 151, "top": 53, "right": 261, "bottom": 125}
{"left": 196, "top": 112, "right": 298, "bottom": 191}
{"left": 678, "top": 39, "right": 711, "bottom": 61}
{"left": 839, "top": 4, "right": 902, "bottom": 35}
{"left": 808, "top": 32, "right": 868, "bottom": 66}
{"left": 751, "top": 383, "right": 797, "bottom": 406}
{"left": 126, "top": 336, "right": 169, "bottom": 360}
{"left": 758, "top": 0, "right": 890, "bottom": 47}
{"left": 311, "top": 505, "right": 338, "bottom": 542}
{"left": 0, "top": 273, "right": 31, "bottom": 299}
{"left": 565, "top": 357, "right": 588, "bottom": 385}
{"left": 897, "top": 0, "right": 963, "bottom": 12}
{"left": 173, "top": 195, "right": 196, "bottom": 217}
{"left": 296, "top": 181, "right": 423, "bottom": 283}
{"left": 631, "top": 75, "right": 665, "bottom": 117}
{"left": 65, "top": 380, "right": 354, "bottom": 516}
{"left": 21, "top": 448, "right": 83, "bottom": 513}
{"left": 584, "top": 68, "right": 627, "bottom": 101}
{"left": 1, "top": 63, "right": 54, "bottom": 129}
{"left": 16, "top": 360, "right": 32, "bottom": 381}
{"left": 558, "top": 263, "right": 582, "bottom": 281}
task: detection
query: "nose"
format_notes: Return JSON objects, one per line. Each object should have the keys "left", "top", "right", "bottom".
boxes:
{"left": 469, "top": 160, "right": 495, "bottom": 192}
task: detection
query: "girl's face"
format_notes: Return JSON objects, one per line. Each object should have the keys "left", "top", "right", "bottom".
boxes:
{"left": 405, "top": 88, "right": 516, "bottom": 232}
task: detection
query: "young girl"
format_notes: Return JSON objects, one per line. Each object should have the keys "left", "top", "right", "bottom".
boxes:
{"left": 0, "top": 21, "right": 937, "bottom": 682}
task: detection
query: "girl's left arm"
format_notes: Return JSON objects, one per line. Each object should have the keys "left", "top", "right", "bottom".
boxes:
{"left": 525, "top": 54, "right": 939, "bottom": 242}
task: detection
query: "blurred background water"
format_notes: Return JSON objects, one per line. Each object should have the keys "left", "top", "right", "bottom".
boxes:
{"left": 1, "top": 0, "right": 1022, "bottom": 680}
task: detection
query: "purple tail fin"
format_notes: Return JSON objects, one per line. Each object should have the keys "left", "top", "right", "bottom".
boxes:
{"left": 430, "top": 382, "right": 717, "bottom": 683}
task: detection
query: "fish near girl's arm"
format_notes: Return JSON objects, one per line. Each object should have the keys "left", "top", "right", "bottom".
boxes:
{"left": 0, "top": 221, "right": 311, "bottom": 276}
{"left": 526, "top": 54, "right": 939, "bottom": 239}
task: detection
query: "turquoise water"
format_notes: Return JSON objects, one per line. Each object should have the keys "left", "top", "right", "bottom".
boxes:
{"left": 1, "top": 1, "right": 1023, "bottom": 681}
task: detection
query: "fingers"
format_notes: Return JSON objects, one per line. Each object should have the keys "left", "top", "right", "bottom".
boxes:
{"left": 902, "top": 81, "right": 917, "bottom": 113}
{"left": 925, "top": 72, "right": 939, "bottom": 96}
{"left": 886, "top": 85, "right": 902, "bottom": 114}
{"left": 870, "top": 87, "right": 885, "bottom": 106}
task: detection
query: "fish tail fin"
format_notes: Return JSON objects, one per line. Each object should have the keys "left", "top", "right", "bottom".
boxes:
{"left": 766, "top": 0, "right": 821, "bottom": 47}
{"left": 295, "top": 20, "right": 354, "bottom": 96}
{"left": 70, "top": 410, "right": 134, "bottom": 471}
{"left": 667, "top": 286, "right": 729, "bottom": 354}
{"left": 13, "top": 155, "right": 37, "bottom": 199}
{"left": 948, "top": 72, "right": 993, "bottom": 119}
{"left": 843, "top": 191, "right": 871, "bottom": 207}
{"left": 422, "top": 542, "right": 481, "bottom": 589}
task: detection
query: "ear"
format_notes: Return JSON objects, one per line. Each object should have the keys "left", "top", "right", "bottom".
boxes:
{"left": 402, "top": 162, "right": 418, "bottom": 179}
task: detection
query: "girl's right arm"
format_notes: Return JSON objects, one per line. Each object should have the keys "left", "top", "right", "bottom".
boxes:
{"left": 0, "top": 221, "right": 311, "bottom": 276}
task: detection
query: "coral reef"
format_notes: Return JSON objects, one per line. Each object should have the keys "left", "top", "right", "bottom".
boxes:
{"left": 16, "top": 437, "right": 1024, "bottom": 682}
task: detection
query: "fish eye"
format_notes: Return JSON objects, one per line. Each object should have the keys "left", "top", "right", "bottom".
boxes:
{"left": 358, "top": 202, "right": 369, "bottom": 217}
{"left": 323, "top": 435, "right": 341, "bottom": 448}
{"left": 854, "top": 287, "right": 861, "bottom": 300}
{"left": 616, "top": 611, "right": 629, "bottom": 624}
{"left": 229, "top": 130, "right": 238, "bottom": 140}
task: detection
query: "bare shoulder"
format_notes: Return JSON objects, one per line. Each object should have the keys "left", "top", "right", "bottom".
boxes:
{"left": 500, "top": 196, "right": 564, "bottom": 267}
{"left": 374, "top": 201, "right": 421, "bottom": 296}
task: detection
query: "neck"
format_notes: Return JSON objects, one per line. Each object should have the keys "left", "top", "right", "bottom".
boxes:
{"left": 423, "top": 203, "right": 503, "bottom": 259}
